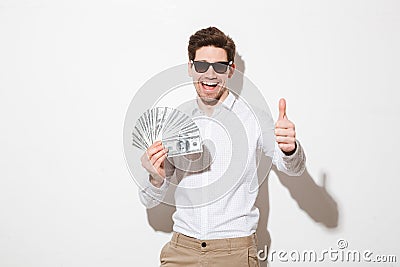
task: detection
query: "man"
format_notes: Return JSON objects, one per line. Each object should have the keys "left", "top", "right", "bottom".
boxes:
{"left": 139, "top": 27, "right": 305, "bottom": 266}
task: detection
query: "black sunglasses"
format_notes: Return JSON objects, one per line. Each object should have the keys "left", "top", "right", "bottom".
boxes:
{"left": 190, "top": 60, "right": 233, "bottom": 74}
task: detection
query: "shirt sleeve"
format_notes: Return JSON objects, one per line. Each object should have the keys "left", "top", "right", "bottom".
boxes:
{"left": 138, "top": 177, "right": 170, "bottom": 209}
{"left": 138, "top": 156, "right": 175, "bottom": 209}
{"left": 272, "top": 140, "right": 306, "bottom": 176}
{"left": 256, "top": 108, "right": 306, "bottom": 176}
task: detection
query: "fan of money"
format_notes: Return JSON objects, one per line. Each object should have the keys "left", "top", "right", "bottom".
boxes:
{"left": 132, "top": 107, "right": 203, "bottom": 157}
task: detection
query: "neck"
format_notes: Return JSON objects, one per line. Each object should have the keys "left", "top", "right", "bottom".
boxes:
{"left": 197, "top": 90, "right": 229, "bottom": 116}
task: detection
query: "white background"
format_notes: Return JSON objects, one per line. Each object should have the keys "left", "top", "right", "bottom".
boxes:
{"left": 1, "top": 0, "right": 399, "bottom": 266}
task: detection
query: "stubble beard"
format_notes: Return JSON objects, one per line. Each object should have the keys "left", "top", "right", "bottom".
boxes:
{"left": 195, "top": 83, "right": 227, "bottom": 105}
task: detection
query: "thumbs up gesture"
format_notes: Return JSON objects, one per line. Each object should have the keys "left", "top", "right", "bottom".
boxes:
{"left": 275, "top": 98, "right": 297, "bottom": 154}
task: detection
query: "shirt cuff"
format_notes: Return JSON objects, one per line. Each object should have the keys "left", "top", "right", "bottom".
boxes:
{"left": 145, "top": 177, "right": 169, "bottom": 196}
{"left": 277, "top": 140, "right": 301, "bottom": 160}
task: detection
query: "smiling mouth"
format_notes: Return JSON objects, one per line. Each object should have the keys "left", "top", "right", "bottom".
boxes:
{"left": 201, "top": 81, "right": 219, "bottom": 91}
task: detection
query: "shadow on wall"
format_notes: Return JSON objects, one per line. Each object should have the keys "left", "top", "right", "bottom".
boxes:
{"left": 254, "top": 154, "right": 338, "bottom": 267}
{"left": 145, "top": 53, "right": 339, "bottom": 266}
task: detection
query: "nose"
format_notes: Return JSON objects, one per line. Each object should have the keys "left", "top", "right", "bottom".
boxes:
{"left": 204, "top": 64, "right": 218, "bottom": 79}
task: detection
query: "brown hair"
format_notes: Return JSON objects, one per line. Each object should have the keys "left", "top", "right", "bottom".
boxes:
{"left": 188, "top": 27, "right": 236, "bottom": 62}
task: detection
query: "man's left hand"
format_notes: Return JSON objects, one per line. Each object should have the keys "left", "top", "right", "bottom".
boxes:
{"left": 275, "top": 98, "right": 297, "bottom": 154}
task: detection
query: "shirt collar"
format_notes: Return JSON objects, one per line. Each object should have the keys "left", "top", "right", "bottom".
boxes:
{"left": 221, "top": 91, "right": 236, "bottom": 110}
{"left": 190, "top": 91, "right": 236, "bottom": 116}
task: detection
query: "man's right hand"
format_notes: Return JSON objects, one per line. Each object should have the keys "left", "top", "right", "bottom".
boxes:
{"left": 141, "top": 141, "right": 168, "bottom": 188}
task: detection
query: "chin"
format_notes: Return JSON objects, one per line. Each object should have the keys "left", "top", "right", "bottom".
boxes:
{"left": 198, "top": 91, "right": 222, "bottom": 103}
{"left": 197, "top": 85, "right": 226, "bottom": 102}
{"left": 200, "top": 96, "right": 219, "bottom": 104}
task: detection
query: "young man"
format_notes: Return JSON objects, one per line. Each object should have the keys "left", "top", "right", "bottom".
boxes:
{"left": 139, "top": 27, "right": 306, "bottom": 267}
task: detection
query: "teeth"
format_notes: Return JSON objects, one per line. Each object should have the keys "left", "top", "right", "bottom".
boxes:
{"left": 202, "top": 81, "right": 218, "bottom": 86}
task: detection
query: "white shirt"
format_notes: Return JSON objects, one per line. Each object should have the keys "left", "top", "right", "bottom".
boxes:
{"left": 139, "top": 92, "right": 306, "bottom": 240}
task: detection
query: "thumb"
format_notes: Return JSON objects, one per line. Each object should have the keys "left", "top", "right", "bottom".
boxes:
{"left": 278, "top": 98, "right": 287, "bottom": 120}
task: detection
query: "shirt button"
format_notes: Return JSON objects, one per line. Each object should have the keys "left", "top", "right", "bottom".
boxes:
{"left": 201, "top": 242, "right": 207, "bottom": 248}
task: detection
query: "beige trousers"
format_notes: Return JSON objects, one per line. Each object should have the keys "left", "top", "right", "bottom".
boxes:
{"left": 160, "top": 232, "right": 260, "bottom": 267}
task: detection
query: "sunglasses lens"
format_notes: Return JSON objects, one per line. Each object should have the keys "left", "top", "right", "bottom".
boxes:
{"left": 213, "top": 62, "right": 229, "bottom": 74}
{"left": 193, "top": 62, "right": 210, "bottom": 73}
{"left": 193, "top": 61, "right": 230, "bottom": 74}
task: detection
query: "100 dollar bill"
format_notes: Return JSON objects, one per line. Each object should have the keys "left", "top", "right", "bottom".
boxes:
{"left": 162, "top": 135, "right": 202, "bottom": 157}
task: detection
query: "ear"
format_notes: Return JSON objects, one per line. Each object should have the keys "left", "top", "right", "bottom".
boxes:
{"left": 228, "top": 63, "right": 236, "bottom": 78}
{"left": 188, "top": 61, "right": 194, "bottom": 77}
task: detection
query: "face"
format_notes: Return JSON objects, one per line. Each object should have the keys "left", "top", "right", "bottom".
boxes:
{"left": 188, "top": 46, "right": 235, "bottom": 104}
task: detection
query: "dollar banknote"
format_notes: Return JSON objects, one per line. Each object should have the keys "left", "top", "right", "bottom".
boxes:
{"left": 132, "top": 107, "right": 203, "bottom": 157}
{"left": 162, "top": 134, "right": 203, "bottom": 157}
